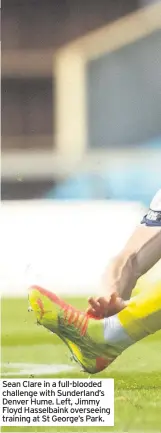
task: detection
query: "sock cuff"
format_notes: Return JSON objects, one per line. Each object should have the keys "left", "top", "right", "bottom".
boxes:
{"left": 104, "top": 314, "right": 134, "bottom": 351}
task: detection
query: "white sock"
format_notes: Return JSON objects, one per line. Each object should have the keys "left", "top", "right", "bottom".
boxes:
{"left": 104, "top": 315, "right": 134, "bottom": 351}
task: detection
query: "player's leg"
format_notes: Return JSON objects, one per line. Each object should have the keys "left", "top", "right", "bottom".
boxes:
{"left": 103, "top": 279, "right": 161, "bottom": 346}
{"left": 28, "top": 282, "right": 161, "bottom": 374}
{"left": 117, "top": 281, "right": 161, "bottom": 342}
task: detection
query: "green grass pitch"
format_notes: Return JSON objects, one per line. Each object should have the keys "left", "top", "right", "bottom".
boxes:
{"left": 1, "top": 297, "right": 161, "bottom": 432}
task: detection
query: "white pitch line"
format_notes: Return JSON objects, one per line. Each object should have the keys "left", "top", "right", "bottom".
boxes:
{"left": 2, "top": 362, "right": 75, "bottom": 376}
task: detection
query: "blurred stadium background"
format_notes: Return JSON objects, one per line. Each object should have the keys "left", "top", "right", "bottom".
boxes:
{"left": 1, "top": 0, "right": 161, "bottom": 297}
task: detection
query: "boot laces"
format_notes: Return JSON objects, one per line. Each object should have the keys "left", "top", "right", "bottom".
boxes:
{"left": 63, "top": 304, "right": 88, "bottom": 336}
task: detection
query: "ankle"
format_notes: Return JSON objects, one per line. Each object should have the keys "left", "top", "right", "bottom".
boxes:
{"left": 104, "top": 314, "right": 134, "bottom": 352}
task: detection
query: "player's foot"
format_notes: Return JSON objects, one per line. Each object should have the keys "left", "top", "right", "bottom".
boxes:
{"left": 28, "top": 286, "right": 123, "bottom": 374}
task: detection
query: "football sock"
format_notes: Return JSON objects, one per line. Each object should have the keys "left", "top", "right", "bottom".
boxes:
{"left": 104, "top": 281, "right": 161, "bottom": 350}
